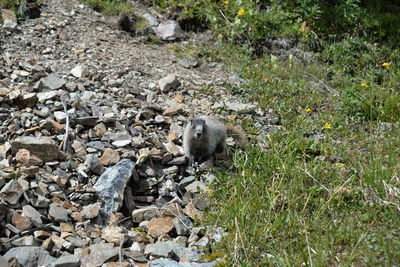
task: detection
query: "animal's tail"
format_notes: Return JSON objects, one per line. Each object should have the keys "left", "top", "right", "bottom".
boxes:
{"left": 225, "top": 124, "right": 248, "bottom": 147}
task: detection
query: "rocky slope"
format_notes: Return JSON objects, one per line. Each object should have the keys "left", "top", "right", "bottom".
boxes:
{"left": 0, "top": 0, "right": 274, "bottom": 266}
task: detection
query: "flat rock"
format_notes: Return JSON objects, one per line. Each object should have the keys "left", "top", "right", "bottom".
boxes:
{"left": 158, "top": 74, "right": 180, "bottom": 93}
{"left": 112, "top": 139, "right": 131, "bottom": 148}
{"left": 53, "top": 254, "right": 80, "bottom": 267}
{"left": 173, "top": 216, "right": 193, "bottom": 236}
{"left": 99, "top": 148, "right": 120, "bottom": 166}
{"left": 39, "top": 73, "right": 66, "bottom": 90}
{"left": 37, "top": 91, "right": 58, "bottom": 102}
{"left": 177, "top": 58, "right": 199, "bottom": 69}
{"left": 12, "top": 211, "right": 32, "bottom": 231}
{"left": 11, "top": 236, "right": 39, "bottom": 246}
{"left": 15, "top": 148, "right": 43, "bottom": 166}
{"left": 185, "top": 181, "right": 208, "bottom": 193}
{"left": 132, "top": 206, "right": 158, "bottom": 223}
{"left": 3, "top": 247, "right": 56, "bottom": 266}
{"left": 49, "top": 202, "right": 69, "bottom": 222}
{"left": 144, "top": 241, "right": 183, "bottom": 258}
{"left": 152, "top": 20, "right": 185, "bottom": 41}
{"left": 70, "top": 64, "right": 87, "bottom": 78}
{"left": 149, "top": 258, "right": 216, "bottom": 267}
{"left": 93, "top": 158, "right": 136, "bottom": 216}
{"left": 11, "top": 136, "right": 66, "bottom": 162}
{"left": 81, "top": 243, "right": 118, "bottom": 267}
{"left": 147, "top": 217, "right": 174, "bottom": 238}
{"left": 0, "top": 179, "right": 23, "bottom": 205}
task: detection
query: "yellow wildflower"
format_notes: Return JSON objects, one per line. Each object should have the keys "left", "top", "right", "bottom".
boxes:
{"left": 305, "top": 108, "right": 312, "bottom": 112}
{"left": 382, "top": 62, "right": 392, "bottom": 68}
{"left": 238, "top": 8, "right": 245, "bottom": 15}
{"left": 360, "top": 82, "right": 369, "bottom": 88}
{"left": 324, "top": 122, "right": 332, "bottom": 129}
{"left": 223, "top": 0, "right": 229, "bottom": 4}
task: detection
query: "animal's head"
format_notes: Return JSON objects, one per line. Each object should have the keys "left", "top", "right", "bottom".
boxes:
{"left": 190, "top": 118, "right": 206, "bottom": 139}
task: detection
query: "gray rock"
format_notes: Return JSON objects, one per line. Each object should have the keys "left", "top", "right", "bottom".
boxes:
{"left": 0, "top": 179, "right": 23, "bottom": 205}
{"left": 174, "top": 246, "right": 203, "bottom": 262}
{"left": 0, "top": 255, "right": 7, "bottom": 267}
{"left": 70, "top": 64, "right": 87, "bottom": 78}
{"left": 185, "top": 181, "right": 208, "bottom": 193}
{"left": 225, "top": 101, "right": 256, "bottom": 112}
{"left": 3, "top": 247, "right": 56, "bottom": 267}
{"left": 177, "top": 58, "right": 199, "bottom": 69}
{"left": 177, "top": 176, "right": 195, "bottom": 190}
{"left": 93, "top": 158, "right": 136, "bottom": 216}
{"left": 84, "top": 154, "right": 105, "bottom": 175}
{"left": 173, "top": 216, "right": 193, "bottom": 236}
{"left": 158, "top": 74, "right": 180, "bottom": 93}
{"left": 22, "top": 205, "right": 43, "bottom": 227}
{"left": 11, "top": 236, "right": 39, "bottom": 246}
{"left": 52, "top": 254, "right": 80, "bottom": 267}
{"left": 148, "top": 258, "right": 216, "bottom": 267}
{"left": 152, "top": 20, "right": 185, "bottom": 41}
{"left": 81, "top": 243, "right": 118, "bottom": 267}
{"left": 132, "top": 206, "right": 158, "bottom": 223}
{"left": 39, "top": 73, "right": 66, "bottom": 90}
{"left": 11, "top": 136, "right": 66, "bottom": 162}
{"left": 144, "top": 241, "right": 183, "bottom": 258}
{"left": 54, "top": 111, "right": 66, "bottom": 122}
{"left": 37, "top": 91, "right": 58, "bottom": 102}
{"left": 112, "top": 139, "right": 131, "bottom": 148}
{"left": 167, "top": 156, "right": 187, "bottom": 165}
{"left": 49, "top": 202, "right": 69, "bottom": 222}
{"left": 143, "top": 13, "right": 159, "bottom": 27}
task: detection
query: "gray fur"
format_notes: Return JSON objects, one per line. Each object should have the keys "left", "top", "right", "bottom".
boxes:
{"left": 183, "top": 116, "right": 227, "bottom": 165}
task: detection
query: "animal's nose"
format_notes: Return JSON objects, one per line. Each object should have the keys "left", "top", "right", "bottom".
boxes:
{"left": 196, "top": 133, "right": 201, "bottom": 138}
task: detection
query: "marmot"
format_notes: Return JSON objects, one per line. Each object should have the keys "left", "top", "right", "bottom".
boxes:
{"left": 183, "top": 116, "right": 247, "bottom": 166}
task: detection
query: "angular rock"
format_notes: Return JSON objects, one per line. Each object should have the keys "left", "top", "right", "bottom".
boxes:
{"left": 11, "top": 236, "right": 39, "bottom": 246}
{"left": 14, "top": 93, "right": 38, "bottom": 108}
{"left": 0, "top": 179, "right": 23, "bottom": 205}
{"left": 158, "top": 74, "right": 180, "bottom": 93}
{"left": 39, "top": 73, "right": 66, "bottom": 90}
{"left": 49, "top": 202, "right": 69, "bottom": 222}
{"left": 185, "top": 181, "right": 208, "bottom": 193}
{"left": 11, "top": 136, "right": 66, "bottom": 162}
{"left": 147, "top": 217, "right": 174, "bottom": 238}
{"left": 2, "top": 247, "right": 56, "bottom": 266}
{"left": 53, "top": 254, "right": 80, "bottom": 267}
{"left": 173, "top": 216, "right": 193, "bottom": 236}
{"left": 152, "top": 20, "right": 185, "bottom": 41}
{"left": 101, "top": 226, "right": 124, "bottom": 244}
{"left": 70, "top": 64, "right": 87, "bottom": 78}
{"left": 37, "top": 91, "right": 58, "bottom": 102}
{"left": 12, "top": 211, "right": 32, "bottom": 231}
{"left": 177, "top": 58, "right": 199, "bottom": 69}
{"left": 22, "top": 205, "right": 42, "bottom": 227}
{"left": 93, "top": 159, "right": 136, "bottom": 216}
{"left": 85, "top": 154, "right": 105, "bottom": 175}
{"left": 15, "top": 149, "right": 43, "bottom": 166}
{"left": 99, "top": 148, "right": 120, "bottom": 166}
{"left": 144, "top": 241, "right": 183, "bottom": 258}
{"left": 132, "top": 206, "right": 158, "bottom": 223}
{"left": 81, "top": 243, "right": 118, "bottom": 267}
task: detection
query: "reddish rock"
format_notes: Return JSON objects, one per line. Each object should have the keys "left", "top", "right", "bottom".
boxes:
{"left": 147, "top": 217, "right": 174, "bottom": 238}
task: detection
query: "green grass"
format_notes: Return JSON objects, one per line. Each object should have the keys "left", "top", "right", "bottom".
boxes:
{"left": 177, "top": 41, "right": 400, "bottom": 265}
